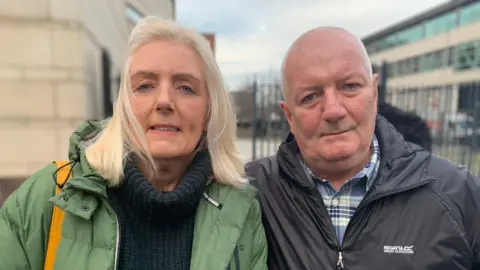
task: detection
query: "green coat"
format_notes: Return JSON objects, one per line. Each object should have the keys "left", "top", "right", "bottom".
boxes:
{"left": 0, "top": 121, "right": 267, "bottom": 270}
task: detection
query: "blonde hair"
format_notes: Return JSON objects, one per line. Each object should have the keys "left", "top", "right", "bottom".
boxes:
{"left": 85, "top": 16, "right": 247, "bottom": 188}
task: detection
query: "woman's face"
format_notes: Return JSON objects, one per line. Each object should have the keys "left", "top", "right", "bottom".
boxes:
{"left": 129, "top": 39, "right": 209, "bottom": 160}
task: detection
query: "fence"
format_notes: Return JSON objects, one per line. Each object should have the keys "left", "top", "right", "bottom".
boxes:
{"left": 233, "top": 79, "right": 289, "bottom": 160}
{"left": 386, "top": 83, "right": 480, "bottom": 174}
{"left": 238, "top": 73, "right": 480, "bottom": 174}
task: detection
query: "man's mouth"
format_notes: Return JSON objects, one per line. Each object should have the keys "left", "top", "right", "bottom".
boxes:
{"left": 324, "top": 130, "right": 348, "bottom": 136}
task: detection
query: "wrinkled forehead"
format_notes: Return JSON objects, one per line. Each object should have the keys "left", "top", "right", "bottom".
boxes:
{"left": 286, "top": 47, "right": 370, "bottom": 81}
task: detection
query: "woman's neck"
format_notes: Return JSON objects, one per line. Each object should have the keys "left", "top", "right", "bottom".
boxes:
{"left": 138, "top": 155, "right": 193, "bottom": 191}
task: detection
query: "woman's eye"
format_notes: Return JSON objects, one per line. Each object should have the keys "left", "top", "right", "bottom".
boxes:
{"left": 179, "top": 85, "right": 195, "bottom": 94}
{"left": 134, "top": 83, "right": 154, "bottom": 92}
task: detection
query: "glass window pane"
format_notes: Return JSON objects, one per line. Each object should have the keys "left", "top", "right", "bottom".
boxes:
{"left": 396, "top": 25, "right": 424, "bottom": 44}
{"left": 412, "top": 56, "right": 420, "bottom": 73}
{"left": 455, "top": 41, "right": 479, "bottom": 71}
{"left": 460, "top": 2, "right": 480, "bottom": 25}
{"left": 388, "top": 63, "right": 396, "bottom": 78}
{"left": 425, "top": 12, "right": 457, "bottom": 37}
{"left": 126, "top": 5, "right": 144, "bottom": 24}
{"left": 448, "top": 46, "right": 455, "bottom": 66}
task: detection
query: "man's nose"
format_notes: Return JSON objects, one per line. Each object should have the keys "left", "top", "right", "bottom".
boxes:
{"left": 322, "top": 88, "right": 347, "bottom": 122}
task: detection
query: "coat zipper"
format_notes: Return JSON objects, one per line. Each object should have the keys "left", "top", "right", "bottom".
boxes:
{"left": 113, "top": 209, "right": 120, "bottom": 270}
{"left": 336, "top": 250, "right": 344, "bottom": 269}
{"left": 309, "top": 190, "right": 344, "bottom": 268}
{"left": 66, "top": 182, "right": 121, "bottom": 270}
{"left": 101, "top": 200, "right": 121, "bottom": 270}
{"left": 335, "top": 178, "right": 435, "bottom": 269}
{"left": 312, "top": 178, "right": 435, "bottom": 269}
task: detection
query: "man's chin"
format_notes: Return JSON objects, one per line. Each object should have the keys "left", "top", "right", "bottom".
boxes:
{"left": 321, "top": 154, "right": 354, "bottom": 164}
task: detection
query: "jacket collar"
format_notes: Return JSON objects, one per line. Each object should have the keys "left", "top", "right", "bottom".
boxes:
{"left": 277, "top": 115, "right": 434, "bottom": 193}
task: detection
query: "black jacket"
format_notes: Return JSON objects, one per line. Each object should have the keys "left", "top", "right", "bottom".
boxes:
{"left": 246, "top": 116, "right": 480, "bottom": 270}
{"left": 378, "top": 102, "right": 432, "bottom": 151}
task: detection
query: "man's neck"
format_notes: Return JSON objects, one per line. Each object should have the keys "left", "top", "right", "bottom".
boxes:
{"left": 308, "top": 149, "right": 372, "bottom": 190}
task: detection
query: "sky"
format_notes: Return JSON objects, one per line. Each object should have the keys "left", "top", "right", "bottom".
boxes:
{"left": 176, "top": 0, "right": 447, "bottom": 90}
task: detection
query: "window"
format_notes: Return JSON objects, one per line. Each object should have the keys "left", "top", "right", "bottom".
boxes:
{"left": 421, "top": 49, "right": 447, "bottom": 72}
{"left": 455, "top": 40, "right": 480, "bottom": 71}
{"left": 425, "top": 12, "right": 457, "bottom": 37}
{"left": 411, "top": 56, "right": 420, "bottom": 73}
{"left": 396, "top": 25, "right": 424, "bottom": 45}
{"left": 126, "top": 4, "right": 144, "bottom": 24}
{"left": 366, "top": 4, "right": 480, "bottom": 56}
{"left": 388, "top": 62, "right": 397, "bottom": 78}
{"left": 447, "top": 46, "right": 455, "bottom": 67}
{"left": 459, "top": 1, "right": 480, "bottom": 25}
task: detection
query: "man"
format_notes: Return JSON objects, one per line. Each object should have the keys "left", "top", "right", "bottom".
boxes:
{"left": 246, "top": 27, "right": 480, "bottom": 269}
{"left": 378, "top": 102, "right": 432, "bottom": 151}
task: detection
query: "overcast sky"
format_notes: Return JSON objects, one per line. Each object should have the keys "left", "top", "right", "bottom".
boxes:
{"left": 176, "top": 0, "right": 447, "bottom": 90}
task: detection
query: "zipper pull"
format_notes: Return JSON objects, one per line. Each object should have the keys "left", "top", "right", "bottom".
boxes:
{"left": 336, "top": 251, "right": 344, "bottom": 269}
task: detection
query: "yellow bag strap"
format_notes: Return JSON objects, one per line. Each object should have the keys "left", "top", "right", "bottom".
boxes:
{"left": 44, "top": 160, "right": 72, "bottom": 270}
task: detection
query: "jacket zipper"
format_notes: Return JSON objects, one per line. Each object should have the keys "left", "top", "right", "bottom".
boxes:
{"left": 113, "top": 209, "right": 120, "bottom": 270}
{"left": 309, "top": 190, "right": 345, "bottom": 268}
{"left": 336, "top": 178, "right": 435, "bottom": 269}
{"left": 312, "top": 178, "right": 435, "bottom": 269}
{"left": 102, "top": 200, "right": 121, "bottom": 270}
{"left": 66, "top": 183, "right": 121, "bottom": 270}
{"left": 336, "top": 250, "right": 344, "bottom": 269}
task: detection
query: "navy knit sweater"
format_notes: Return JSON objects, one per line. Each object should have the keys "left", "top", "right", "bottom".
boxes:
{"left": 107, "top": 151, "right": 209, "bottom": 270}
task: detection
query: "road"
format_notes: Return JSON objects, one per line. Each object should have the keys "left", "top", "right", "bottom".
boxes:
{"left": 235, "top": 138, "right": 280, "bottom": 162}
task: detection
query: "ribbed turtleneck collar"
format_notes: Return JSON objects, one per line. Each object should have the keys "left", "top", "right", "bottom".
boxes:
{"left": 108, "top": 151, "right": 210, "bottom": 223}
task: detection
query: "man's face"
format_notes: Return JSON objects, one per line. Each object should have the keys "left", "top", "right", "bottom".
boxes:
{"left": 281, "top": 34, "right": 378, "bottom": 173}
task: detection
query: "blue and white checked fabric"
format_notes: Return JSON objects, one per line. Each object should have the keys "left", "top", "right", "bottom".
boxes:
{"left": 301, "top": 135, "right": 380, "bottom": 243}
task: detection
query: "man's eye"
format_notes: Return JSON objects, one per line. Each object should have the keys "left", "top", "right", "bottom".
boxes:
{"left": 301, "top": 93, "right": 316, "bottom": 103}
{"left": 344, "top": 83, "right": 361, "bottom": 90}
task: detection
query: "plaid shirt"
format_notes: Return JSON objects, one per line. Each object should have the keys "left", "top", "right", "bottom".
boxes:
{"left": 301, "top": 135, "right": 380, "bottom": 244}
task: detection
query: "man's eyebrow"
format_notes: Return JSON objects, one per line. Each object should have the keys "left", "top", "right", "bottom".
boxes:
{"left": 303, "top": 85, "right": 324, "bottom": 92}
{"left": 338, "top": 72, "right": 366, "bottom": 80}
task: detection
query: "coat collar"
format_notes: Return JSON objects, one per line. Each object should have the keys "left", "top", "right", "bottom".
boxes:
{"left": 277, "top": 115, "right": 435, "bottom": 193}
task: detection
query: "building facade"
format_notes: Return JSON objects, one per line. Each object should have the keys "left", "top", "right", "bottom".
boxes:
{"left": 363, "top": 0, "right": 480, "bottom": 141}
{"left": 0, "top": 0, "right": 175, "bottom": 202}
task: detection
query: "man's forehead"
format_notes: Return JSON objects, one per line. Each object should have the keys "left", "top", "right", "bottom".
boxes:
{"left": 287, "top": 48, "right": 366, "bottom": 75}
{"left": 286, "top": 27, "right": 366, "bottom": 63}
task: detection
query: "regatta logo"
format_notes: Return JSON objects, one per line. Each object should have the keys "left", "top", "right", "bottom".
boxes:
{"left": 383, "top": 245, "right": 414, "bottom": 254}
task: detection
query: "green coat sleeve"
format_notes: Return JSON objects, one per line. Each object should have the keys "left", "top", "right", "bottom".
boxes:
{"left": 0, "top": 164, "right": 56, "bottom": 269}
{"left": 249, "top": 198, "right": 268, "bottom": 270}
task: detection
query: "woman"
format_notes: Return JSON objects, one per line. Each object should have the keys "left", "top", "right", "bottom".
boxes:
{"left": 0, "top": 17, "right": 267, "bottom": 270}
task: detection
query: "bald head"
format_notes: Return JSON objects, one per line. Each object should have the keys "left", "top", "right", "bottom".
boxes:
{"left": 281, "top": 27, "right": 372, "bottom": 100}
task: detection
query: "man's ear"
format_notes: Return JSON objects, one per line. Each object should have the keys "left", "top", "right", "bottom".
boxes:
{"left": 280, "top": 101, "right": 293, "bottom": 128}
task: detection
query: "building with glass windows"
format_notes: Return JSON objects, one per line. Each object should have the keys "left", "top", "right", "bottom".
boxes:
{"left": 0, "top": 0, "right": 175, "bottom": 203}
{"left": 364, "top": 0, "right": 480, "bottom": 81}
{"left": 363, "top": 0, "right": 480, "bottom": 140}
